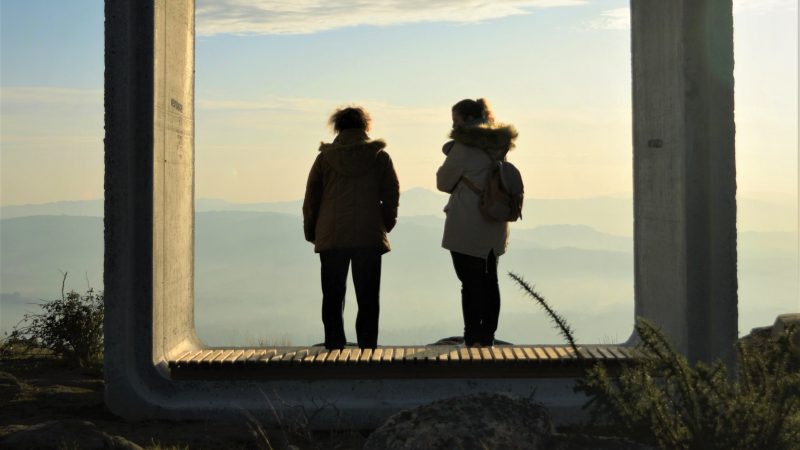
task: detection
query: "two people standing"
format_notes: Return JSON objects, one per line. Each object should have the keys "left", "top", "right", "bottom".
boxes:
{"left": 303, "top": 99, "right": 517, "bottom": 350}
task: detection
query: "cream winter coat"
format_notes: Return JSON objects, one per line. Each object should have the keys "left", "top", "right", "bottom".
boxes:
{"left": 436, "top": 123, "right": 518, "bottom": 259}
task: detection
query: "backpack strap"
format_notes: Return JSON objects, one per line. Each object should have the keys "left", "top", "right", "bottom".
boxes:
{"left": 460, "top": 176, "right": 483, "bottom": 195}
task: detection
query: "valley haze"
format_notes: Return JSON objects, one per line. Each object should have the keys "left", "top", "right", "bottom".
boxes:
{"left": 2, "top": 188, "right": 796, "bottom": 347}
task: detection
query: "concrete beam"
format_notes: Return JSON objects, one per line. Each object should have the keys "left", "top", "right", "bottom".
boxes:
{"left": 631, "top": 0, "right": 738, "bottom": 365}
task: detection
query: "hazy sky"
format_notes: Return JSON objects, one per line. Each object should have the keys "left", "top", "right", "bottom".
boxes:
{"left": 0, "top": 0, "right": 797, "bottom": 208}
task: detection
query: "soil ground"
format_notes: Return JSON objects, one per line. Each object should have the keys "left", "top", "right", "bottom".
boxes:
{"left": 0, "top": 350, "right": 367, "bottom": 449}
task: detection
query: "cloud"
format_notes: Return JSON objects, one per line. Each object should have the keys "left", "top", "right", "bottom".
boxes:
{"left": 195, "top": 0, "right": 587, "bottom": 36}
{"left": 733, "top": 0, "right": 798, "bottom": 14}
{"left": 198, "top": 94, "right": 447, "bottom": 127}
{"left": 579, "top": 7, "right": 629, "bottom": 31}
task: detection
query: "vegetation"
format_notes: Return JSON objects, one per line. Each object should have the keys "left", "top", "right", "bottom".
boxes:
{"left": 509, "top": 272, "right": 800, "bottom": 450}
{"left": 508, "top": 272, "right": 581, "bottom": 357}
{"left": 6, "top": 273, "right": 103, "bottom": 367}
{"left": 576, "top": 320, "right": 799, "bottom": 450}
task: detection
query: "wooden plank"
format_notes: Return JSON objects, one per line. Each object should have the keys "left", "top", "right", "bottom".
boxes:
{"left": 348, "top": 348, "right": 362, "bottom": 363}
{"left": 325, "top": 349, "right": 341, "bottom": 364}
{"left": 234, "top": 349, "right": 255, "bottom": 363}
{"left": 469, "top": 347, "right": 481, "bottom": 362}
{"left": 595, "top": 346, "right": 616, "bottom": 360}
{"left": 256, "top": 350, "right": 274, "bottom": 364}
{"left": 501, "top": 347, "right": 516, "bottom": 361}
{"left": 447, "top": 348, "right": 460, "bottom": 362}
{"left": 268, "top": 351, "right": 285, "bottom": 363}
{"left": 302, "top": 348, "right": 320, "bottom": 363}
{"left": 592, "top": 346, "right": 609, "bottom": 361}
{"left": 490, "top": 347, "right": 504, "bottom": 362}
{"left": 176, "top": 350, "right": 203, "bottom": 363}
{"left": 604, "top": 346, "right": 629, "bottom": 360}
{"left": 290, "top": 349, "right": 308, "bottom": 363}
{"left": 584, "top": 346, "right": 607, "bottom": 360}
{"left": 521, "top": 347, "right": 537, "bottom": 361}
{"left": 314, "top": 349, "right": 331, "bottom": 363}
{"left": 211, "top": 349, "right": 235, "bottom": 364}
{"left": 543, "top": 346, "right": 560, "bottom": 360}
{"left": 224, "top": 349, "right": 244, "bottom": 363}
{"left": 394, "top": 348, "right": 405, "bottom": 361}
{"left": 533, "top": 347, "right": 550, "bottom": 360}
{"left": 512, "top": 347, "right": 527, "bottom": 361}
{"left": 574, "top": 347, "right": 591, "bottom": 360}
{"left": 172, "top": 351, "right": 193, "bottom": 363}
{"left": 552, "top": 346, "right": 572, "bottom": 360}
{"left": 193, "top": 350, "right": 216, "bottom": 364}
{"left": 252, "top": 349, "right": 271, "bottom": 363}
{"left": 404, "top": 347, "right": 416, "bottom": 362}
{"left": 459, "top": 347, "right": 471, "bottom": 362}
{"left": 336, "top": 348, "right": 352, "bottom": 363}
{"left": 360, "top": 348, "right": 373, "bottom": 363}
{"left": 437, "top": 348, "right": 451, "bottom": 363}
{"left": 381, "top": 347, "right": 394, "bottom": 363}
{"left": 371, "top": 348, "right": 384, "bottom": 364}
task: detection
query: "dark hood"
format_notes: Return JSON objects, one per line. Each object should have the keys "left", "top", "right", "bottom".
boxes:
{"left": 449, "top": 122, "right": 518, "bottom": 160}
{"left": 319, "top": 129, "right": 387, "bottom": 177}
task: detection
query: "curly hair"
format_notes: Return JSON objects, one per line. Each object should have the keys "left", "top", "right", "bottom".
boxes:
{"left": 328, "top": 106, "right": 372, "bottom": 133}
{"left": 452, "top": 98, "right": 495, "bottom": 124}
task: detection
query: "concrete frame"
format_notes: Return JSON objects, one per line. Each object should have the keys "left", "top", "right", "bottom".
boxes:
{"left": 104, "top": 0, "right": 737, "bottom": 425}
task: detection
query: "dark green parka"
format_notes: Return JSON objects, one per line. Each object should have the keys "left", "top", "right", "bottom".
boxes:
{"left": 302, "top": 129, "right": 400, "bottom": 253}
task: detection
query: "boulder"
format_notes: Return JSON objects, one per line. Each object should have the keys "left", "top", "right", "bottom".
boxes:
{"left": 364, "top": 393, "right": 551, "bottom": 450}
{"left": 0, "top": 371, "right": 23, "bottom": 402}
{"left": 1, "top": 420, "right": 143, "bottom": 449}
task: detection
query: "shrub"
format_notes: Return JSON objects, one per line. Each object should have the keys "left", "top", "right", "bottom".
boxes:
{"left": 508, "top": 272, "right": 800, "bottom": 450}
{"left": 576, "top": 319, "right": 800, "bottom": 450}
{"left": 8, "top": 274, "right": 103, "bottom": 366}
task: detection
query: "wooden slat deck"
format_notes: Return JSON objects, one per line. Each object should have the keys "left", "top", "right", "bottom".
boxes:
{"left": 169, "top": 345, "right": 635, "bottom": 380}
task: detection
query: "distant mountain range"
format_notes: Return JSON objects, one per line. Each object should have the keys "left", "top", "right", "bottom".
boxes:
{"left": 3, "top": 187, "right": 796, "bottom": 235}
{"left": 1, "top": 188, "right": 796, "bottom": 346}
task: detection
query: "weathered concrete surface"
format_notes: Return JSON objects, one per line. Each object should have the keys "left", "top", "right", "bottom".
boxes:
{"left": 104, "top": 0, "right": 739, "bottom": 425}
{"left": 104, "top": 0, "right": 199, "bottom": 418}
{"left": 631, "top": 0, "right": 737, "bottom": 366}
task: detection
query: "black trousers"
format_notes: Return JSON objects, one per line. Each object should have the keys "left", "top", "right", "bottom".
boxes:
{"left": 450, "top": 250, "right": 500, "bottom": 346}
{"left": 320, "top": 248, "right": 382, "bottom": 350}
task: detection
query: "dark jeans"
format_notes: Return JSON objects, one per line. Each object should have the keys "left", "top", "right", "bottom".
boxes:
{"left": 320, "top": 248, "right": 382, "bottom": 350}
{"left": 450, "top": 250, "right": 500, "bottom": 346}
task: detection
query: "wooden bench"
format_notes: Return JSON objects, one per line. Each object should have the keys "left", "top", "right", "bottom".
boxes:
{"left": 169, "top": 345, "right": 635, "bottom": 380}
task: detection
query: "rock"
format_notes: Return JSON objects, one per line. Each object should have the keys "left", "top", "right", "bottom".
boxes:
{"left": 364, "top": 393, "right": 551, "bottom": 450}
{"left": 0, "top": 371, "right": 23, "bottom": 402}
{"left": 546, "top": 433, "right": 656, "bottom": 450}
{"left": 1, "top": 420, "right": 143, "bottom": 449}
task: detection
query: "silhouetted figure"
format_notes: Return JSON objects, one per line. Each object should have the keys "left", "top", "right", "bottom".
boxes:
{"left": 436, "top": 98, "right": 518, "bottom": 347}
{"left": 303, "top": 106, "right": 400, "bottom": 350}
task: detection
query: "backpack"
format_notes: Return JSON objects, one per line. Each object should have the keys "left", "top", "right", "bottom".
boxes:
{"left": 461, "top": 157, "right": 524, "bottom": 222}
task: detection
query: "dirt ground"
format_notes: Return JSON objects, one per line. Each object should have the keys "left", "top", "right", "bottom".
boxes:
{"left": 0, "top": 353, "right": 368, "bottom": 449}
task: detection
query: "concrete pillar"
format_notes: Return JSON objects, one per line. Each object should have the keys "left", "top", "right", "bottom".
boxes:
{"left": 631, "top": 0, "right": 738, "bottom": 365}
{"left": 104, "top": 0, "right": 198, "bottom": 416}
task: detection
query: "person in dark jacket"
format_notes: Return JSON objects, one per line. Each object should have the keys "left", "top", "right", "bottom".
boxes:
{"left": 303, "top": 106, "right": 400, "bottom": 350}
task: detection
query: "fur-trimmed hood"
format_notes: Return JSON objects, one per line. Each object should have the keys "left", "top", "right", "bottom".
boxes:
{"left": 447, "top": 123, "right": 518, "bottom": 159}
{"left": 319, "top": 129, "right": 387, "bottom": 177}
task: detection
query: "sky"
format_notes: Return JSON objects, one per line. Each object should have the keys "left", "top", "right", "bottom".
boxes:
{"left": 0, "top": 0, "right": 798, "bottom": 215}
